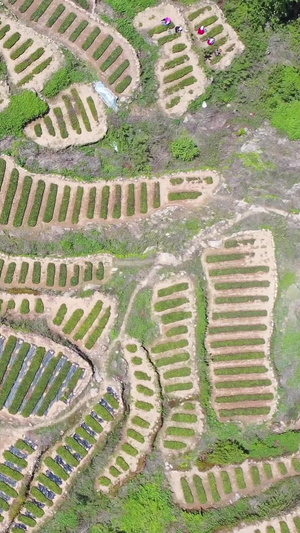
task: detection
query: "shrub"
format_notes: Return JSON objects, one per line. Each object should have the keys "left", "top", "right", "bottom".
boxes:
{"left": 46, "top": 5, "right": 65, "bottom": 27}
{"left": 92, "top": 35, "right": 113, "bottom": 60}
{"left": 271, "top": 101, "right": 300, "bottom": 140}
{"left": 171, "top": 136, "right": 199, "bottom": 161}
{"left": 0, "top": 90, "right": 48, "bottom": 139}
{"left": 115, "top": 75, "right": 132, "bottom": 93}
{"left": 58, "top": 13, "right": 77, "bottom": 34}
{"left": 69, "top": 20, "right": 88, "bottom": 42}
{"left": 163, "top": 65, "right": 193, "bottom": 84}
{"left": 4, "top": 32, "right": 20, "bottom": 49}
{"left": 82, "top": 28, "right": 101, "bottom": 51}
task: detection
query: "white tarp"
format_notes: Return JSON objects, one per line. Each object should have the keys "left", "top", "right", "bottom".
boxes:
{"left": 94, "top": 82, "right": 118, "bottom": 111}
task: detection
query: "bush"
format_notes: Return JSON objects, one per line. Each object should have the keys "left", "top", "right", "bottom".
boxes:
{"left": 43, "top": 49, "right": 94, "bottom": 98}
{"left": 271, "top": 100, "right": 300, "bottom": 140}
{"left": 171, "top": 136, "right": 199, "bottom": 161}
{"left": 0, "top": 91, "right": 48, "bottom": 138}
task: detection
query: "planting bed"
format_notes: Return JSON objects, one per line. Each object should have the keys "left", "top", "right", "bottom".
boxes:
{"left": 134, "top": 4, "right": 209, "bottom": 116}
{"left": 11, "top": 383, "right": 122, "bottom": 532}
{"left": 150, "top": 276, "right": 200, "bottom": 401}
{"left": 0, "top": 325, "right": 90, "bottom": 419}
{"left": 98, "top": 341, "right": 161, "bottom": 492}
{"left": 159, "top": 400, "right": 203, "bottom": 456}
{"left": 25, "top": 83, "right": 107, "bottom": 150}
{"left": 3, "top": 0, "right": 140, "bottom": 96}
{"left": 0, "top": 436, "right": 38, "bottom": 527}
{"left": 0, "top": 156, "right": 220, "bottom": 229}
{"left": 0, "top": 292, "right": 116, "bottom": 353}
{"left": 0, "top": 252, "right": 113, "bottom": 290}
{"left": 168, "top": 452, "right": 300, "bottom": 510}
{"left": 232, "top": 507, "right": 300, "bottom": 533}
{"left": 0, "top": 12, "right": 63, "bottom": 91}
{"left": 184, "top": 2, "right": 245, "bottom": 70}
{"left": 201, "top": 230, "right": 278, "bottom": 422}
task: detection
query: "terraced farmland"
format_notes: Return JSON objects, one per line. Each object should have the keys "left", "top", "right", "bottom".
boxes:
{"left": 3, "top": 0, "right": 140, "bottom": 96}
{"left": 25, "top": 83, "right": 107, "bottom": 150}
{"left": 0, "top": 292, "right": 116, "bottom": 353}
{"left": 0, "top": 327, "right": 90, "bottom": 418}
{"left": 150, "top": 277, "right": 200, "bottom": 401}
{"left": 98, "top": 342, "right": 161, "bottom": 491}
{"left": 0, "top": 437, "right": 38, "bottom": 527}
{"left": 185, "top": 3, "right": 244, "bottom": 69}
{"left": 11, "top": 384, "right": 122, "bottom": 532}
{"left": 201, "top": 230, "right": 278, "bottom": 422}
{"left": 168, "top": 453, "right": 300, "bottom": 510}
{"left": 0, "top": 12, "right": 63, "bottom": 90}
{"left": 159, "top": 400, "right": 203, "bottom": 456}
{"left": 232, "top": 507, "right": 300, "bottom": 533}
{"left": 0, "top": 252, "right": 112, "bottom": 290}
{"left": 0, "top": 156, "right": 219, "bottom": 229}
{"left": 134, "top": 4, "right": 208, "bottom": 116}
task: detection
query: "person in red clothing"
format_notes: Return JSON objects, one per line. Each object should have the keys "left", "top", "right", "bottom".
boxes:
{"left": 207, "top": 37, "right": 215, "bottom": 45}
{"left": 197, "top": 25, "right": 206, "bottom": 35}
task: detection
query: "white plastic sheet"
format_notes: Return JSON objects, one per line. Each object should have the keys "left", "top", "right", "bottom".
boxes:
{"left": 94, "top": 81, "right": 118, "bottom": 111}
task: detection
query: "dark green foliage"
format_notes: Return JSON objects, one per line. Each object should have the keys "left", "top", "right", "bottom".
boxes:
{"left": 14, "top": 47, "right": 45, "bottom": 73}
{"left": 82, "top": 28, "right": 101, "bottom": 51}
{"left": 28, "top": 180, "right": 46, "bottom": 227}
{"left": 108, "top": 60, "right": 129, "bottom": 84}
{"left": 43, "top": 183, "right": 58, "bottom": 223}
{"left": 93, "top": 35, "right": 113, "bottom": 60}
{"left": 71, "top": 88, "right": 91, "bottom": 132}
{"left": 69, "top": 20, "right": 88, "bottom": 42}
{"left": 0, "top": 91, "right": 48, "bottom": 139}
{"left": 58, "top": 13, "right": 77, "bottom": 34}
{"left": 30, "top": 0, "right": 52, "bottom": 21}
{"left": 10, "top": 38, "right": 33, "bottom": 60}
{"left": 43, "top": 49, "right": 94, "bottom": 98}
{"left": 85, "top": 307, "right": 111, "bottom": 349}
{"left": 46, "top": 5, "right": 65, "bottom": 27}
{"left": 44, "top": 115, "right": 55, "bottom": 136}
{"left": 100, "top": 46, "right": 123, "bottom": 72}
{"left": 0, "top": 169, "right": 19, "bottom": 224}
{"left": 4, "top": 32, "right": 20, "bottom": 49}
{"left": 58, "top": 185, "right": 71, "bottom": 222}
{"left": 164, "top": 66, "right": 193, "bottom": 84}
{"left": 168, "top": 191, "right": 201, "bottom": 201}
{"left": 72, "top": 186, "right": 84, "bottom": 223}
{"left": 54, "top": 107, "right": 68, "bottom": 138}
{"left": 115, "top": 75, "right": 132, "bottom": 93}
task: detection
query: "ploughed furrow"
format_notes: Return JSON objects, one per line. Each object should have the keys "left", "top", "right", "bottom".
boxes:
{"left": 167, "top": 453, "right": 300, "bottom": 510}
{"left": 201, "top": 230, "right": 278, "bottom": 422}
{"left": 0, "top": 252, "right": 113, "bottom": 290}
{"left": 98, "top": 341, "right": 161, "bottom": 491}
{"left": 11, "top": 383, "right": 123, "bottom": 532}
{"left": 0, "top": 156, "right": 219, "bottom": 229}
{"left": 0, "top": 326, "right": 91, "bottom": 419}
{"left": 3, "top": 0, "right": 139, "bottom": 96}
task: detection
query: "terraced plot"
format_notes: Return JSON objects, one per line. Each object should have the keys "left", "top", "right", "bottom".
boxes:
{"left": 0, "top": 437, "right": 38, "bottom": 528}
{"left": 201, "top": 230, "right": 278, "bottom": 422}
{"left": 98, "top": 342, "right": 161, "bottom": 492}
{"left": 11, "top": 384, "right": 122, "bottom": 532}
{"left": 0, "top": 326, "right": 90, "bottom": 418}
{"left": 168, "top": 453, "right": 300, "bottom": 510}
{"left": 3, "top": 0, "right": 139, "bottom": 96}
{"left": 134, "top": 4, "right": 208, "bottom": 116}
{"left": 185, "top": 2, "right": 244, "bottom": 69}
{"left": 0, "top": 156, "right": 220, "bottom": 229}
{"left": 0, "top": 12, "right": 63, "bottom": 90}
{"left": 150, "top": 277, "right": 200, "bottom": 401}
{"left": 0, "top": 292, "right": 116, "bottom": 353}
{"left": 0, "top": 252, "right": 112, "bottom": 290}
{"left": 232, "top": 507, "right": 300, "bottom": 533}
{"left": 25, "top": 83, "right": 107, "bottom": 150}
{"left": 159, "top": 400, "right": 203, "bottom": 456}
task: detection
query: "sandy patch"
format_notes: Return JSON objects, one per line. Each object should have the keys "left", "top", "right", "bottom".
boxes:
{"left": 201, "top": 230, "right": 278, "bottom": 423}
{"left": 0, "top": 12, "right": 64, "bottom": 91}
{"left": 25, "top": 83, "right": 108, "bottom": 150}
{"left": 0, "top": 80, "right": 10, "bottom": 110}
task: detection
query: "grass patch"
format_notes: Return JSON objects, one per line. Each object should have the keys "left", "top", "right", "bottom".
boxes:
{"left": 216, "top": 379, "right": 271, "bottom": 389}
{"left": 220, "top": 406, "right": 271, "bottom": 416}
{"left": 181, "top": 478, "right": 194, "bottom": 504}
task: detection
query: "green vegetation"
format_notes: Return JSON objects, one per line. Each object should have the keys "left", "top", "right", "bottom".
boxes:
{"left": 0, "top": 90, "right": 47, "bottom": 139}
{"left": 127, "top": 288, "right": 158, "bottom": 344}
{"left": 171, "top": 136, "right": 200, "bottom": 161}
{"left": 43, "top": 49, "right": 94, "bottom": 99}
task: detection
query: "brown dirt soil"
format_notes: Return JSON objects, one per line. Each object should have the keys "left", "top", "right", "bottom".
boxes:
{"left": 201, "top": 230, "right": 278, "bottom": 423}
{"left": 2, "top": 0, "right": 140, "bottom": 97}
{"left": 97, "top": 340, "right": 162, "bottom": 493}
{"left": 0, "top": 155, "right": 221, "bottom": 231}
{"left": 0, "top": 12, "right": 64, "bottom": 91}
{"left": 25, "top": 83, "right": 108, "bottom": 150}
{"left": 168, "top": 451, "right": 300, "bottom": 510}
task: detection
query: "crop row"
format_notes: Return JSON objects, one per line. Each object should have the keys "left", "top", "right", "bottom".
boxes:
{"left": 11, "top": 387, "right": 121, "bottom": 532}
{"left": 5, "top": 0, "right": 137, "bottom": 94}
{"left": 232, "top": 508, "right": 300, "bottom": 533}
{"left": 169, "top": 453, "right": 300, "bottom": 509}
{"left": 202, "top": 230, "right": 277, "bottom": 422}
{"left": 0, "top": 157, "right": 216, "bottom": 229}
{"left": 98, "top": 342, "right": 161, "bottom": 490}
{"left": 0, "top": 255, "right": 108, "bottom": 289}
{"left": 0, "top": 15, "right": 61, "bottom": 90}
{"left": 0, "top": 437, "right": 36, "bottom": 524}
{"left": 27, "top": 84, "right": 107, "bottom": 149}
{"left": 0, "top": 333, "right": 85, "bottom": 417}
{"left": 160, "top": 401, "right": 203, "bottom": 454}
